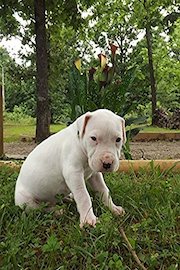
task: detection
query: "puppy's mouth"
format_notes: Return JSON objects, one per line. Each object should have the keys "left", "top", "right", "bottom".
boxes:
{"left": 88, "top": 155, "right": 118, "bottom": 173}
{"left": 99, "top": 167, "right": 115, "bottom": 173}
{"left": 89, "top": 162, "right": 116, "bottom": 173}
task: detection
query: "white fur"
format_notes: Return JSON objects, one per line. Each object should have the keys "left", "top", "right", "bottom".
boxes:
{"left": 15, "top": 109, "right": 126, "bottom": 227}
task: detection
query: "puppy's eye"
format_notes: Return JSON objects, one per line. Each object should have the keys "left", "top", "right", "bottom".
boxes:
{"left": 116, "top": 137, "right": 121, "bottom": 143}
{"left": 91, "top": 136, "right": 97, "bottom": 141}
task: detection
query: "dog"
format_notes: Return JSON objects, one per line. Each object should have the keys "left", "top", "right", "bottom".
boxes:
{"left": 15, "top": 109, "right": 126, "bottom": 227}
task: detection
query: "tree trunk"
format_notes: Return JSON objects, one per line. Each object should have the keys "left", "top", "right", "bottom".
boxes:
{"left": 145, "top": 25, "right": 157, "bottom": 125}
{"left": 0, "top": 85, "right": 4, "bottom": 157}
{"left": 34, "top": 0, "right": 50, "bottom": 143}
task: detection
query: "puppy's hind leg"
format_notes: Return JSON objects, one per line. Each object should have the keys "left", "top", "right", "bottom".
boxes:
{"left": 15, "top": 188, "right": 40, "bottom": 211}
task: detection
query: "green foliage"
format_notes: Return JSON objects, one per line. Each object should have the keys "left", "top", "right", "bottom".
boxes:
{"left": 0, "top": 46, "right": 36, "bottom": 117}
{"left": 155, "top": 21, "right": 180, "bottom": 111}
{"left": 0, "top": 0, "right": 180, "bottom": 126}
{"left": 4, "top": 106, "right": 35, "bottom": 125}
{"left": 68, "top": 48, "right": 147, "bottom": 159}
{"left": 67, "top": 63, "right": 87, "bottom": 121}
{"left": 0, "top": 166, "right": 179, "bottom": 269}
{"left": 0, "top": 0, "right": 21, "bottom": 38}
{"left": 67, "top": 48, "right": 140, "bottom": 121}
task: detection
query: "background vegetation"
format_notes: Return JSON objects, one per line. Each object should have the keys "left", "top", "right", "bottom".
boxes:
{"left": 0, "top": 0, "right": 180, "bottom": 131}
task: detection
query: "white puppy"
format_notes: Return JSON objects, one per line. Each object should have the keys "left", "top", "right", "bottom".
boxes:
{"left": 15, "top": 109, "right": 126, "bottom": 227}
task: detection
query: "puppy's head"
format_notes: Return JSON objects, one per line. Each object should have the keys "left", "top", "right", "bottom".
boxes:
{"left": 77, "top": 109, "right": 126, "bottom": 172}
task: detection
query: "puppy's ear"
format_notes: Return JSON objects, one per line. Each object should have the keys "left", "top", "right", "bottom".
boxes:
{"left": 82, "top": 113, "right": 92, "bottom": 137}
{"left": 77, "top": 112, "right": 92, "bottom": 138}
{"left": 121, "top": 118, "right": 126, "bottom": 144}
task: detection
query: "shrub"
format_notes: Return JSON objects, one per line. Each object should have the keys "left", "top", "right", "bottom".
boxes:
{"left": 4, "top": 106, "right": 35, "bottom": 125}
{"left": 67, "top": 45, "right": 147, "bottom": 159}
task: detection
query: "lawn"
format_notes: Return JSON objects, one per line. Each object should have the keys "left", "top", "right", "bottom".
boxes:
{"left": 140, "top": 127, "right": 180, "bottom": 133}
{"left": 3, "top": 123, "right": 180, "bottom": 143}
{"left": 4, "top": 124, "right": 65, "bottom": 143}
{"left": 0, "top": 166, "right": 179, "bottom": 269}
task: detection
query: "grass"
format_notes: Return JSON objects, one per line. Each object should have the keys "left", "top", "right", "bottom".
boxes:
{"left": 4, "top": 124, "right": 65, "bottom": 143}
{"left": 3, "top": 123, "right": 180, "bottom": 143}
{"left": 0, "top": 166, "right": 179, "bottom": 269}
{"left": 141, "top": 127, "right": 180, "bottom": 133}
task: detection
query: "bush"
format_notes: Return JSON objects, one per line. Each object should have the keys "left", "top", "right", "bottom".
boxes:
{"left": 67, "top": 44, "right": 138, "bottom": 121}
{"left": 4, "top": 106, "right": 35, "bottom": 125}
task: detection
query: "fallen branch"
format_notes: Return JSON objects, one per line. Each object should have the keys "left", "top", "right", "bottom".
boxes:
{"left": 119, "top": 226, "right": 148, "bottom": 270}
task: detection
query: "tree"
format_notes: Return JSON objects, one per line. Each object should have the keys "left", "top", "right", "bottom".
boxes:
{"left": 154, "top": 20, "right": 180, "bottom": 110}
{"left": 34, "top": 0, "right": 50, "bottom": 142}
{"left": 0, "top": 85, "right": 3, "bottom": 156}
{"left": 132, "top": 0, "right": 180, "bottom": 123}
{"left": 84, "top": 0, "right": 179, "bottom": 123}
{"left": 0, "top": 0, "right": 84, "bottom": 139}
{"left": 1, "top": 0, "right": 179, "bottom": 128}
{"left": 0, "top": 0, "right": 50, "bottom": 142}
{"left": 143, "top": 0, "right": 157, "bottom": 125}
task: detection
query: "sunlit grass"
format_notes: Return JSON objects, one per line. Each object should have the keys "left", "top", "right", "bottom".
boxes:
{"left": 4, "top": 124, "right": 66, "bottom": 143}
{"left": 142, "top": 126, "right": 180, "bottom": 133}
{"left": 3, "top": 121, "right": 180, "bottom": 143}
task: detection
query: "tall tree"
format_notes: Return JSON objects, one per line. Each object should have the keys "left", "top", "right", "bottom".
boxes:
{"left": 0, "top": 85, "right": 3, "bottom": 157}
{"left": 143, "top": 0, "right": 157, "bottom": 125}
{"left": 86, "top": 0, "right": 179, "bottom": 122}
{"left": 34, "top": 0, "right": 50, "bottom": 142}
{"left": 129, "top": 0, "right": 179, "bottom": 124}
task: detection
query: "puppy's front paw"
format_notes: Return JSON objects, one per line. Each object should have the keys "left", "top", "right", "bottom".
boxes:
{"left": 112, "top": 205, "right": 125, "bottom": 216}
{"left": 80, "top": 212, "right": 98, "bottom": 228}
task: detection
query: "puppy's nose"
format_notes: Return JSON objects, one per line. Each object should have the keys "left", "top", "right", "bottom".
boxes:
{"left": 103, "top": 162, "right": 112, "bottom": 170}
{"left": 101, "top": 153, "right": 114, "bottom": 170}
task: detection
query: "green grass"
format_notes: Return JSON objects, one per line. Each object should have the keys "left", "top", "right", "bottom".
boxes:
{"left": 0, "top": 166, "right": 179, "bottom": 269}
{"left": 4, "top": 124, "right": 66, "bottom": 143}
{"left": 3, "top": 123, "right": 180, "bottom": 143}
{"left": 141, "top": 127, "right": 180, "bottom": 133}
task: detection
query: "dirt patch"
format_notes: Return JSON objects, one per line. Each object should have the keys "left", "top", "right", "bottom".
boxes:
{"left": 133, "top": 132, "right": 180, "bottom": 141}
{"left": 4, "top": 142, "right": 36, "bottom": 159}
{"left": 4, "top": 141, "right": 180, "bottom": 160}
{"left": 129, "top": 141, "right": 180, "bottom": 160}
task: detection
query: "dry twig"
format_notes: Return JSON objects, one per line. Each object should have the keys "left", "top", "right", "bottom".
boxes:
{"left": 119, "top": 226, "right": 148, "bottom": 270}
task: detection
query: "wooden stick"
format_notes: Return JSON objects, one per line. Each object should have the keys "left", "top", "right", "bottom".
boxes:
{"left": 119, "top": 226, "right": 148, "bottom": 270}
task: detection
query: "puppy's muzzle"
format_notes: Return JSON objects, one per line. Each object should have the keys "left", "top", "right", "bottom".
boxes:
{"left": 101, "top": 153, "right": 114, "bottom": 171}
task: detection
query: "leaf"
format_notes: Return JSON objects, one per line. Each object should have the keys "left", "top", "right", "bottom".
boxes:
{"left": 128, "top": 237, "right": 136, "bottom": 249}
{"left": 126, "top": 127, "right": 143, "bottom": 139}
{"left": 126, "top": 116, "right": 148, "bottom": 126}
{"left": 96, "top": 251, "right": 109, "bottom": 264}
{"left": 98, "top": 54, "right": 107, "bottom": 69}
{"left": 110, "top": 43, "right": 118, "bottom": 56}
{"left": 42, "top": 234, "right": 61, "bottom": 253}
{"left": 74, "top": 59, "right": 81, "bottom": 72}
{"left": 107, "top": 67, "right": 115, "bottom": 84}
{"left": 123, "top": 141, "right": 133, "bottom": 160}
